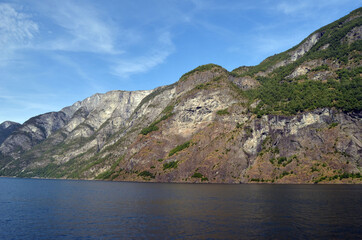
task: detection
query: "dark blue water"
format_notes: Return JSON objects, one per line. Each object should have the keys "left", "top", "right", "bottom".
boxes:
{"left": 0, "top": 178, "right": 361, "bottom": 239}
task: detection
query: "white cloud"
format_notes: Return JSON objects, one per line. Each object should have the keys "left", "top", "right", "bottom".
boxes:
{"left": 0, "top": 3, "right": 38, "bottom": 65}
{"left": 0, "top": 3, "right": 38, "bottom": 46}
{"left": 0, "top": 0, "right": 180, "bottom": 90}
{"left": 275, "top": 0, "right": 357, "bottom": 15}
{"left": 276, "top": 1, "right": 309, "bottom": 15}
{"left": 34, "top": 0, "right": 176, "bottom": 77}
{"left": 0, "top": 1, "right": 174, "bottom": 77}
{"left": 37, "top": 1, "right": 119, "bottom": 54}
{"left": 112, "top": 32, "right": 174, "bottom": 77}
{"left": 112, "top": 49, "right": 172, "bottom": 77}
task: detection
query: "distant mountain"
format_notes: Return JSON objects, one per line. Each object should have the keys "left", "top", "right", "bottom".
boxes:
{"left": 0, "top": 121, "right": 21, "bottom": 145}
{"left": 0, "top": 8, "right": 361, "bottom": 183}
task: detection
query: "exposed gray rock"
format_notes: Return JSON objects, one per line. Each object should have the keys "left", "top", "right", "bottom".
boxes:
{"left": 247, "top": 109, "right": 361, "bottom": 167}
{"left": 289, "top": 32, "right": 323, "bottom": 61}
{"left": 341, "top": 25, "right": 362, "bottom": 44}
{"left": 0, "top": 112, "right": 69, "bottom": 157}
{"left": 228, "top": 76, "right": 259, "bottom": 89}
{"left": 310, "top": 71, "right": 335, "bottom": 81}
{"left": 0, "top": 121, "right": 21, "bottom": 145}
{"left": 0, "top": 90, "right": 151, "bottom": 160}
{"left": 267, "top": 32, "right": 323, "bottom": 73}
{"left": 343, "top": 13, "right": 362, "bottom": 24}
{"left": 287, "top": 66, "right": 311, "bottom": 78}
{"left": 319, "top": 44, "right": 330, "bottom": 50}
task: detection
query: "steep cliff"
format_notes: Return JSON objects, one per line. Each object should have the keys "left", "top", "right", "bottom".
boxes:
{"left": 0, "top": 90, "right": 151, "bottom": 176}
{"left": 0, "top": 121, "right": 21, "bottom": 145}
{"left": 0, "top": 8, "right": 361, "bottom": 183}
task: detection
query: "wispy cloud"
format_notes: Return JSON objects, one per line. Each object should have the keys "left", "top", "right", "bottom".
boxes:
{"left": 112, "top": 49, "right": 172, "bottom": 78}
{"left": 276, "top": 1, "right": 309, "bottom": 15}
{"left": 51, "top": 54, "right": 107, "bottom": 92}
{"left": 0, "top": 3, "right": 38, "bottom": 65}
{"left": 0, "top": 0, "right": 176, "bottom": 79}
{"left": 0, "top": 93, "right": 58, "bottom": 111}
{"left": 112, "top": 31, "right": 175, "bottom": 77}
{"left": 275, "top": 0, "right": 357, "bottom": 15}
{"left": 0, "top": 3, "right": 38, "bottom": 46}
{"left": 188, "top": 0, "right": 261, "bottom": 12}
{"left": 35, "top": 0, "right": 120, "bottom": 54}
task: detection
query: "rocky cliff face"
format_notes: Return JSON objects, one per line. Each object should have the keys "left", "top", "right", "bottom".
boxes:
{"left": 0, "top": 90, "right": 150, "bottom": 174}
{"left": 0, "top": 112, "right": 69, "bottom": 157}
{"left": 0, "top": 121, "right": 21, "bottom": 145}
{"left": 0, "top": 8, "right": 361, "bottom": 183}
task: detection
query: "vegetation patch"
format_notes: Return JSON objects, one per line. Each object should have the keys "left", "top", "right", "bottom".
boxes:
{"left": 239, "top": 11, "right": 362, "bottom": 116}
{"left": 191, "top": 172, "right": 208, "bottom": 181}
{"left": 328, "top": 122, "right": 339, "bottom": 129}
{"left": 311, "top": 64, "right": 329, "bottom": 72}
{"left": 138, "top": 170, "right": 155, "bottom": 179}
{"left": 247, "top": 74, "right": 362, "bottom": 116}
{"left": 216, "top": 108, "right": 230, "bottom": 115}
{"left": 276, "top": 156, "right": 294, "bottom": 167}
{"left": 250, "top": 178, "right": 271, "bottom": 182}
{"left": 133, "top": 83, "right": 176, "bottom": 115}
{"left": 278, "top": 157, "right": 287, "bottom": 164}
{"left": 315, "top": 172, "right": 362, "bottom": 183}
{"left": 245, "top": 127, "right": 253, "bottom": 137}
{"left": 195, "top": 82, "right": 212, "bottom": 90}
{"left": 311, "top": 166, "right": 320, "bottom": 172}
{"left": 179, "top": 64, "right": 223, "bottom": 81}
{"left": 140, "top": 124, "right": 159, "bottom": 135}
{"left": 279, "top": 171, "right": 293, "bottom": 179}
{"left": 95, "top": 170, "right": 113, "bottom": 180}
{"left": 94, "top": 156, "right": 124, "bottom": 180}
{"left": 162, "top": 105, "right": 174, "bottom": 115}
{"left": 19, "top": 163, "right": 61, "bottom": 178}
{"left": 192, "top": 172, "right": 203, "bottom": 178}
{"left": 201, "top": 177, "right": 208, "bottom": 182}
{"left": 163, "top": 161, "right": 178, "bottom": 170}
{"left": 168, "top": 141, "right": 191, "bottom": 156}
{"left": 140, "top": 105, "right": 174, "bottom": 135}
{"left": 271, "top": 147, "right": 280, "bottom": 154}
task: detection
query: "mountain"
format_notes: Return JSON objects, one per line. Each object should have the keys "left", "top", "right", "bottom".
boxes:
{"left": 0, "top": 121, "right": 21, "bottom": 146}
{"left": 0, "top": 8, "right": 361, "bottom": 183}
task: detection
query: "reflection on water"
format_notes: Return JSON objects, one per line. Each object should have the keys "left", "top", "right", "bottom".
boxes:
{"left": 0, "top": 178, "right": 361, "bottom": 239}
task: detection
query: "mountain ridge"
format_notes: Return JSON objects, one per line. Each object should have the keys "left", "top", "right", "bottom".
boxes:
{"left": 0, "top": 8, "right": 361, "bottom": 183}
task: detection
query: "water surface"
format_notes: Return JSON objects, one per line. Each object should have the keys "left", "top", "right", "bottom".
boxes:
{"left": 0, "top": 178, "right": 361, "bottom": 239}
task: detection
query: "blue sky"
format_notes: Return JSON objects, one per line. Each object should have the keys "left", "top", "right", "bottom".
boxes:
{"left": 0, "top": 0, "right": 360, "bottom": 124}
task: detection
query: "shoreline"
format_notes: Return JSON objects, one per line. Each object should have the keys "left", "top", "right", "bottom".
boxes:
{"left": 1, "top": 176, "right": 361, "bottom": 184}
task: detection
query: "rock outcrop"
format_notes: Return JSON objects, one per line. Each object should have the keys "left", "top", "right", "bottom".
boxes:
{"left": 342, "top": 25, "right": 362, "bottom": 44}
{"left": 0, "top": 121, "right": 21, "bottom": 145}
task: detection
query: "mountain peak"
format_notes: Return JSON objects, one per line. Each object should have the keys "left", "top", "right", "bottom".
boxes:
{"left": 0, "top": 121, "right": 21, "bottom": 146}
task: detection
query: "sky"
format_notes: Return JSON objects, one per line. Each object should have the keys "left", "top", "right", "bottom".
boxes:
{"left": 0, "top": 0, "right": 360, "bottom": 124}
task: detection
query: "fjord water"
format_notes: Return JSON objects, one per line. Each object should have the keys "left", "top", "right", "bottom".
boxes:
{"left": 1, "top": 178, "right": 361, "bottom": 240}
